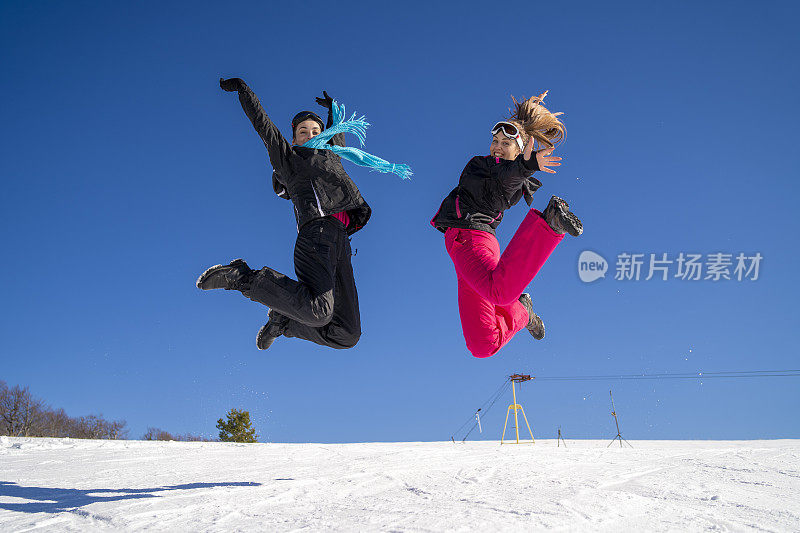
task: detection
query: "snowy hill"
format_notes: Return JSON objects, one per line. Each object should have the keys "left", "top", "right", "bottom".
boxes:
{"left": 1, "top": 436, "right": 799, "bottom": 531}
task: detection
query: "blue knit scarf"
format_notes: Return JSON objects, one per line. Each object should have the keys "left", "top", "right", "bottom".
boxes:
{"left": 301, "top": 101, "right": 412, "bottom": 180}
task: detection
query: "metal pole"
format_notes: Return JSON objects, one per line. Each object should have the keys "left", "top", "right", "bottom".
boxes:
{"left": 512, "top": 379, "right": 520, "bottom": 444}
{"left": 519, "top": 406, "right": 535, "bottom": 443}
{"left": 501, "top": 407, "right": 510, "bottom": 444}
{"left": 610, "top": 390, "right": 621, "bottom": 437}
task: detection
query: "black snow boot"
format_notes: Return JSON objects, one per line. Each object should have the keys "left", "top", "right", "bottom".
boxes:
{"left": 519, "top": 293, "right": 545, "bottom": 340}
{"left": 196, "top": 259, "right": 252, "bottom": 290}
{"left": 542, "top": 196, "right": 583, "bottom": 237}
{"left": 256, "top": 310, "right": 290, "bottom": 350}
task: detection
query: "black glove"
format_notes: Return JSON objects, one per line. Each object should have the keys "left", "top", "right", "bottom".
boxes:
{"left": 219, "top": 77, "right": 245, "bottom": 92}
{"left": 315, "top": 90, "right": 333, "bottom": 110}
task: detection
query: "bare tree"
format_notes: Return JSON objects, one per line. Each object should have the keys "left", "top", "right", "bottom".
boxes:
{"left": 108, "top": 419, "right": 128, "bottom": 440}
{"left": 142, "top": 427, "right": 216, "bottom": 442}
{"left": 34, "top": 408, "right": 73, "bottom": 438}
{"left": 0, "top": 380, "right": 7, "bottom": 436}
{"left": 72, "top": 414, "right": 128, "bottom": 440}
{"left": 143, "top": 427, "right": 175, "bottom": 441}
{"left": 0, "top": 383, "right": 44, "bottom": 437}
{"left": 0, "top": 381, "right": 128, "bottom": 440}
{"left": 174, "top": 433, "right": 216, "bottom": 442}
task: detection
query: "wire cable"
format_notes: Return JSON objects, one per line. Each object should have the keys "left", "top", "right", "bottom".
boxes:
{"left": 460, "top": 380, "right": 511, "bottom": 441}
{"left": 451, "top": 369, "right": 798, "bottom": 442}
{"left": 451, "top": 378, "right": 511, "bottom": 442}
{"left": 533, "top": 369, "right": 800, "bottom": 382}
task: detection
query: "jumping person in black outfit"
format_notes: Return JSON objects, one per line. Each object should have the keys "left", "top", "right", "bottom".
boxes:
{"left": 197, "top": 78, "right": 371, "bottom": 350}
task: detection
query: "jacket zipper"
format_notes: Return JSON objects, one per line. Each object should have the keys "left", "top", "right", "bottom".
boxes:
{"left": 310, "top": 182, "right": 325, "bottom": 217}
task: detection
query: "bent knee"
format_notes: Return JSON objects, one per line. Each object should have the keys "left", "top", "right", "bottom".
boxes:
{"left": 467, "top": 346, "right": 500, "bottom": 358}
{"left": 303, "top": 312, "right": 334, "bottom": 328}
{"left": 335, "top": 330, "right": 361, "bottom": 349}
{"left": 462, "top": 322, "right": 503, "bottom": 358}
{"left": 304, "top": 292, "right": 335, "bottom": 327}
{"left": 465, "top": 338, "right": 502, "bottom": 358}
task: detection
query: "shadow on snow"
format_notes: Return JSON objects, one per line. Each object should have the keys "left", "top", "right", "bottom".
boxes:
{"left": 0, "top": 481, "right": 262, "bottom": 514}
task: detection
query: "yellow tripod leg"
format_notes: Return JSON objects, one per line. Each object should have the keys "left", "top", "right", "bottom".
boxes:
{"left": 501, "top": 406, "right": 512, "bottom": 445}
{"left": 518, "top": 406, "right": 535, "bottom": 444}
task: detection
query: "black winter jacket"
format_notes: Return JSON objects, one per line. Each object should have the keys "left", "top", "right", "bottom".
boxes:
{"left": 431, "top": 155, "right": 542, "bottom": 235}
{"left": 235, "top": 83, "right": 371, "bottom": 235}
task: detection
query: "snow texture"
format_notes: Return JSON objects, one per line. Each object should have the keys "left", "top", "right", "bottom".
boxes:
{"left": 1, "top": 436, "right": 799, "bottom": 531}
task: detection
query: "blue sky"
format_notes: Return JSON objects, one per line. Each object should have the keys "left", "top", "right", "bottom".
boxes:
{"left": 1, "top": 1, "right": 798, "bottom": 442}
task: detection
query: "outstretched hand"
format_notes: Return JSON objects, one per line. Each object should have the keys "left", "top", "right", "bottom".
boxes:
{"left": 315, "top": 90, "right": 333, "bottom": 110}
{"left": 219, "top": 77, "right": 245, "bottom": 92}
{"left": 527, "top": 139, "right": 562, "bottom": 174}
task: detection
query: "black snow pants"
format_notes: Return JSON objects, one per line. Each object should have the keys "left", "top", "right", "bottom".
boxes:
{"left": 240, "top": 216, "right": 361, "bottom": 349}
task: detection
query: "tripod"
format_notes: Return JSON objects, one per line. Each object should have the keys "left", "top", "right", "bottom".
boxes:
{"left": 501, "top": 374, "right": 534, "bottom": 444}
{"left": 607, "top": 390, "right": 633, "bottom": 448}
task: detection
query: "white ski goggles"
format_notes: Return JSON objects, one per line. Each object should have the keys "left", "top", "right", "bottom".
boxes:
{"left": 491, "top": 121, "right": 524, "bottom": 150}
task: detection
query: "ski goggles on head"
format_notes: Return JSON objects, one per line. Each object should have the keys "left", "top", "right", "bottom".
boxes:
{"left": 292, "top": 111, "right": 325, "bottom": 133}
{"left": 491, "top": 121, "right": 524, "bottom": 150}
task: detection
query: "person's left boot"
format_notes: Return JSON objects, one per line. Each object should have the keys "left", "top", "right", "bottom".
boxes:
{"left": 519, "top": 293, "right": 545, "bottom": 340}
{"left": 196, "top": 259, "right": 252, "bottom": 290}
{"left": 256, "top": 310, "right": 290, "bottom": 350}
{"left": 542, "top": 196, "right": 583, "bottom": 237}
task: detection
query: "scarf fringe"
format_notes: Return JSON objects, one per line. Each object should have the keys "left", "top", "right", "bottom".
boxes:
{"left": 302, "top": 101, "right": 412, "bottom": 180}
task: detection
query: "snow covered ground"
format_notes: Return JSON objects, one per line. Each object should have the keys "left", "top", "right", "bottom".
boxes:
{"left": 1, "top": 436, "right": 799, "bottom": 532}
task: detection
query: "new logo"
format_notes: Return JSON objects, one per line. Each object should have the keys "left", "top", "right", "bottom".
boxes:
{"left": 578, "top": 251, "right": 608, "bottom": 283}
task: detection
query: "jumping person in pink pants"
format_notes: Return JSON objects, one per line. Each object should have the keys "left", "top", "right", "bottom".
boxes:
{"left": 431, "top": 93, "right": 583, "bottom": 358}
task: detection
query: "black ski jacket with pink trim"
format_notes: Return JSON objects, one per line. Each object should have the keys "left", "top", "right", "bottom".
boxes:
{"left": 431, "top": 155, "right": 542, "bottom": 235}
{"left": 233, "top": 82, "right": 371, "bottom": 235}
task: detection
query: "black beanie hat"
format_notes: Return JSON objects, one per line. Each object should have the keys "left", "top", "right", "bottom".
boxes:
{"left": 291, "top": 111, "right": 325, "bottom": 134}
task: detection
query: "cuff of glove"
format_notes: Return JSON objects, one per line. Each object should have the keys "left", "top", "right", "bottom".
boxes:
{"left": 521, "top": 154, "right": 540, "bottom": 172}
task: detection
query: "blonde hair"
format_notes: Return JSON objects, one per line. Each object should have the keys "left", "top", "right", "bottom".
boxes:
{"left": 506, "top": 91, "right": 565, "bottom": 149}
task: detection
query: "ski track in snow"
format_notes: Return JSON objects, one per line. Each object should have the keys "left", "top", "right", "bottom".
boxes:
{"left": 1, "top": 437, "right": 799, "bottom": 532}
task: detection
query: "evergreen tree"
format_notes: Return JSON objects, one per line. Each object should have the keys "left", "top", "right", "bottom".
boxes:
{"left": 216, "top": 408, "right": 258, "bottom": 443}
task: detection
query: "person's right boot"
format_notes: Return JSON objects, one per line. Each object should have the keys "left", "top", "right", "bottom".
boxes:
{"left": 196, "top": 259, "right": 253, "bottom": 290}
{"left": 519, "top": 293, "right": 545, "bottom": 340}
{"left": 542, "top": 196, "right": 583, "bottom": 236}
{"left": 256, "top": 310, "right": 290, "bottom": 350}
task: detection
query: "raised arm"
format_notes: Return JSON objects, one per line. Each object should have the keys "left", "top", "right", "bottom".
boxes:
{"left": 315, "top": 90, "right": 345, "bottom": 148}
{"left": 220, "top": 77, "right": 292, "bottom": 176}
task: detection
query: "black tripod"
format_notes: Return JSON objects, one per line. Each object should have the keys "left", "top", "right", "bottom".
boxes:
{"left": 557, "top": 426, "right": 567, "bottom": 448}
{"left": 607, "top": 390, "right": 633, "bottom": 448}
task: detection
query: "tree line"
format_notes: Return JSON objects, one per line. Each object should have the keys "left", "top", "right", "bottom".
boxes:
{"left": 1, "top": 380, "right": 259, "bottom": 443}
{"left": 0, "top": 380, "right": 127, "bottom": 439}
{"left": 142, "top": 427, "right": 216, "bottom": 442}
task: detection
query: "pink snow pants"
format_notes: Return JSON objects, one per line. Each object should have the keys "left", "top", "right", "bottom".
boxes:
{"left": 444, "top": 209, "right": 564, "bottom": 358}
